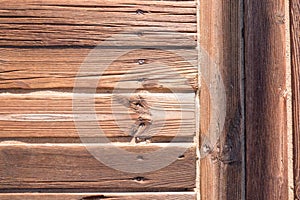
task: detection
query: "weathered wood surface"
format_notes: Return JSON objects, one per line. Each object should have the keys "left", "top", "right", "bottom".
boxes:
{"left": 245, "top": 0, "right": 289, "bottom": 199}
{"left": 0, "top": 92, "right": 194, "bottom": 142}
{"left": 0, "top": 192, "right": 196, "bottom": 200}
{"left": 0, "top": 144, "right": 196, "bottom": 191}
{"left": 199, "top": 0, "right": 243, "bottom": 199}
{"left": 0, "top": 48, "right": 198, "bottom": 91}
{"left": 0, "top": 0, "right": 197, "bottom": 197}
{"left": 291, "top": 1, "right": 300, "bottom": 199}
{"left": 0, "top": 0, "right": 196, "bottom": 47}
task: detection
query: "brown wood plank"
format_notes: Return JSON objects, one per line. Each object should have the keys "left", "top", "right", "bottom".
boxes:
{"left": 245, "top": 0, "right": 289, "bottom": 199}
{"left": 291, "top": 0, "right": 300, "bottom": 199}
{"left": 0, "top": 192, "right": 196, "bottom": 200}
{"left": 0, "top": 48, "right": 197, "bottom": 91}
{"left": 0, "top": 0, "right": 196, "bottom": 47}
{"left": 0, "top": 92, "right": 195, "bottom": 142}
{"left": 199, "top": 0, "right": 243, "bottom": 199}
{"left": 0, "top": 144, "right": 196, "bottom": 191}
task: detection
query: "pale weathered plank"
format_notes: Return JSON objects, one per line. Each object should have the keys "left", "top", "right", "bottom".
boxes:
{"left": 0, "top": 0, "right": 196, "bottom": 47}
{"left": 199, "top": 0, "right": 243, "bottom": 199}
{"left": 291, "top": 0, "right": 300, "bottom": 198}
{"left": 0, "top": 144, "right": 196, "bottom": 191}
{"left": 245, "top": 0, "right": 289, "bottom": 199}
{"left": 0, "top": 192, "right": 196, "bottom": 200}
{"left": 0, "top": 48, "right": 198, "bottom": 91}
{"left": 0, "top": 92, "right": 195, "bottom": 142}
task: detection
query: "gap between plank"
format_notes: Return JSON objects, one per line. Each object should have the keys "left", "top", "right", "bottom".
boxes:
{"left": 240, "top": 0, "right": 246, "bottom": 199}
{"left": 0, "top": 142, "right": 196, "bottom": 147}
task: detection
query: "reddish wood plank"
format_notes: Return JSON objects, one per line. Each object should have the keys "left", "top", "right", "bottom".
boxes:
{"left": 0, "top": 0, "right": 196, "bottom": 47}
{"left": 0, "top": 92, "right": 195, "bottom": 142}
{"left": 0, "top": 48, "right": 198, "bottom": 91}
{"left": 245, "top": 0, "right": 289, "bottom": 199}
{"left": 0, "top": 144, "right": 196, "bottom": 192}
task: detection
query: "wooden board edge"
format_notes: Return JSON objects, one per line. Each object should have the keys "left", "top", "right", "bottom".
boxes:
{"left": 290, "top": 0, "right": 299, "bottom": 199}
{"left": 0, "top": 192, "right": 196, "bottom": 200}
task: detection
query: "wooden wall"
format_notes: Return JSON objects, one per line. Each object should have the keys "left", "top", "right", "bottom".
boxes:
{"left": 0, "top": 0, "right": 299, "bottom": 199}
{"left": 200, "top": 0, "right": 293, "bottom": 199}
{"left": 0, "top": 0, "right": 198, "bottom": 199}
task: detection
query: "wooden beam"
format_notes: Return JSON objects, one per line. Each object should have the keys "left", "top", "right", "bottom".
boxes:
{"left": 245, "top": 0, "right": 289, "bottom": 199}
{"left": 199, "top": 0, "right": 244, "bottom": 199}
{"left": 0, "top": 92, "right": 195, "bottom": 142}
{"left": 0, "top": 192, "right": 196, "bottom": 200}
{"left": 0, "top": 48, "right": 197, "bottom": 91}
{"left": 0, "top": 0, "right": 196, "bottom": 47}
{"left": 291, "top": 0, "right": 300, "bottom": 198}
{"left": 0, "top": 144, "right": 196, "bottom": 192}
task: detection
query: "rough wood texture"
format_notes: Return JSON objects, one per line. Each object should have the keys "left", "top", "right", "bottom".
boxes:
{"left": 0, "top": 48, "right": 198, "bottom": 91}
{"left": 0, "top": 92, "right": 194, "bottom": 142}
{"left": 0, "top": 0, "right": 198, "bottom": 197}
{"left": 199, "top": 0, "right": 243, "bottom": 199}
{"left": 0, "top": 0, "right": 196, "bottom": 47}
{"left": 291, "top": 1, "right": 300, "bottom": 199}
{"left": 0, "top": 144, "right": 196, "bottom": 192}
{"left": 0, "top": 193, "right": 196, "bottom": 200}
{"left": 245, "top": 0, "right": 289, "bottom": 199}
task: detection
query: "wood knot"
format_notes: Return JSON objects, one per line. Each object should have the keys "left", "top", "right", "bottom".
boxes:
{"left": 135, "top": 9, "right": 148, "bottom": 15}
{"left": 129, "top": 95, "right": 151, "bottom": 115}
{"left": 137, "top": 59, "right": 145, "bottom": 65}
{"left": 80, "top": 195, "right": 109, "bottom": 200}
{"left": 132, "top": 176, "right": 147, "bottom": 182}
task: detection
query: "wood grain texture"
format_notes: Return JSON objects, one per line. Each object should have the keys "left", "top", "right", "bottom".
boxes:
{"left": 0, "top": 144, "right": 196, "bottom": 192}
{"left": 0, "top": 192, "right": 196, "bottom": 200}
{"left": 199, "top": 0, "right": 243, "bottom": 199}
{"left": 0, "top": 92, "right": 195, "bottom": 142}
{"left": 0, "top": 0, "right": 196, "bottom": 47}
{"left": 291, "top": 0, "right": 300, "bottom": 199}
{"left": 0, "top": 0, "right": 198, "bottom": 197}
{"left": 0, "top": 48, "right": 198, "bottom": 91}
{"left": 245, "top": 0, "right": 289, "bottom": 199}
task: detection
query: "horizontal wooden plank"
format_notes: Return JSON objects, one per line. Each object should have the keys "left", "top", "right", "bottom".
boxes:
{"left": 0, "top": 144, "right": 196, "bottom": 191}
{"left": 0, "top": 48, "right": 198, "bottom": 91}
{"left": 0, "top": 192, "right": 196, "bottom": 200}
{"left": 0, "top": 92, "right": 195, "bottom": 142}
{"left": 0, "top": 0, "right": 196, "bottom": 47}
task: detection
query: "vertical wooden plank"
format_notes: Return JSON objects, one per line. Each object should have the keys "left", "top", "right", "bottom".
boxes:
{"left": 245, "top": 0, "right": 289, "bottom": 199}
{"left": 291, "top": 0, "right": 300, "bottom": 199}
{"left": 199, "top": 0, "right": 244, "bottom": 199}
